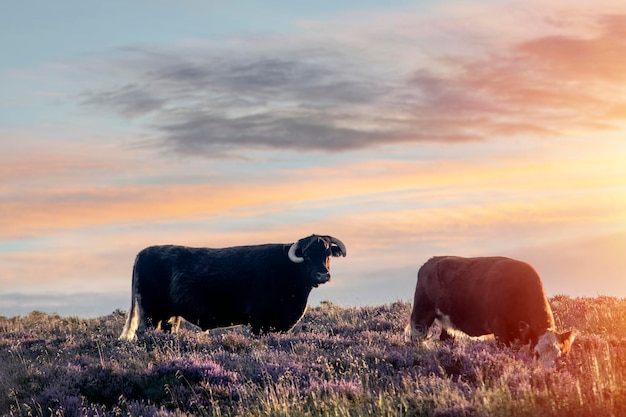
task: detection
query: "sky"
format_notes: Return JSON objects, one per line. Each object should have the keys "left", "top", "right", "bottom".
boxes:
{"left": 2, "top": 0, "right": 626, "bottom": 317}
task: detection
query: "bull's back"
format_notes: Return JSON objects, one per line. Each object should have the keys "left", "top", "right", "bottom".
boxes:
{"left": 134, "top": 246, "right": 180, "bottom": 293}
{"left": 136, "top": 244, "right": 288, "bottom": 279}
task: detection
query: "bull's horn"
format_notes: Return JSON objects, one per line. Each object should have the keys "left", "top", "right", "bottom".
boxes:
{"left": 331, "top": 237, "right": 347, "bottom": 257}
{"left": 288, "top": 242, "right": 304, "bottom": 263}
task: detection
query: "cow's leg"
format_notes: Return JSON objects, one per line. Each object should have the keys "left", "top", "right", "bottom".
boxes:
{"left": 405, "top": 288, "right": 436, "bottom": 344}
{"left": 439, "top": 328, "right": 455, "bottom": 342}
{"left": 405, "top": 311, "right": 435, "bottom": 344}
{"left": 489, "top": 317, "right": 515, "bottom": 346}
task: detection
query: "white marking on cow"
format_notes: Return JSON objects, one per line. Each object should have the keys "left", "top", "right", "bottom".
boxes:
{"left": 434, "top": 309, "right": 455, "bottom": 329}
{"left": 434, "top": 309, "right": 494, "bottom": 341}
{"left": 433, "top": 310, "right": 467, "bottom": 340}
{"left": 534, "top": 331, "right": 562, "bottom": 368}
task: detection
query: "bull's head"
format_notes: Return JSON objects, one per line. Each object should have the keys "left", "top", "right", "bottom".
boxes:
{"left": 288, "top": 234, "right": 347, "bottom": 287}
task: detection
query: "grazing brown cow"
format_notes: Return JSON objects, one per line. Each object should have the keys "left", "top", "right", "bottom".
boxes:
{"left": 405, "top": 256, "right": 576, "bottom": 367}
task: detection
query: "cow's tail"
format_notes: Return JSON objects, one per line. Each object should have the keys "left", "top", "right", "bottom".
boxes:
{"left": 119, "top": 257, "right": 141, "bottom": 341}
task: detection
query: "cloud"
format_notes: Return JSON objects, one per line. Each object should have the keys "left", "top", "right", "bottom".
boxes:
{"left": 80, "top": 45, "right": 395, "bottom": 153}
{"left": 75, "top": 2, "right": 626, "bottom": 157}
{"left": 156, "top": 111, "right": 386, "bottom": 154}
{"left": 516, "top": 14, "right": 626, "bottom": 82}
{"left": 81, "top": 83, "right": 165, "bottom": 118}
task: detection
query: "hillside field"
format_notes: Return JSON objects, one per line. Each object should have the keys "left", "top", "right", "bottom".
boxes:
{"left": 1, "top": 296, "right": 626, "bottom": 416}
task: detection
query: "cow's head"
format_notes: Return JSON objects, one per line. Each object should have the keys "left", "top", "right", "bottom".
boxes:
{"left": 521, "top": 322, "right": 577, "bottom": 367}
{"left": 288, "top": 235, "right": 347, "bottom": 287}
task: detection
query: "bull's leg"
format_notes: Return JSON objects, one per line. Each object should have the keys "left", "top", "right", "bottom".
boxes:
{"left": 160, "top": 316, "right": 182, "bottom": 333}
{"left": 138, "top": 304, "right": 163, "bottom": 335}
{"left": 250, "top": 324, "right": 266, "bottom": 336}
{"left": 170, "top": 316, "right": 182, "bottom": 332}
{"left": 144, "top": 316, "right": 159, "bottom": 331}
{"left": 119, "top": 295, "right": 141, "bottom": 341}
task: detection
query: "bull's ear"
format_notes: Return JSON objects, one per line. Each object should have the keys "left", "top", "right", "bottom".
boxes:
{"left": 557, "top": 330, "right": 577, "bottom": 355}
{"left": 518, "top": 321, "right": 531, "bottom": 341}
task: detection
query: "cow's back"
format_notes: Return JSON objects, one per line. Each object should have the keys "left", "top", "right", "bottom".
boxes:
{"left": 421, "top": 256, "right": 543, "bottom": 294}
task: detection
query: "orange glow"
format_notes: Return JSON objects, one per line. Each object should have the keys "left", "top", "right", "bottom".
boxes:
{"left": 2, "top": 142, "right": 626, "bottom": 248}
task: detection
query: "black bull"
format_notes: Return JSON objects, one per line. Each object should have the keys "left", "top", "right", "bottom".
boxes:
{"left": 119, "top": 234, "right": 346, "bottom": 340}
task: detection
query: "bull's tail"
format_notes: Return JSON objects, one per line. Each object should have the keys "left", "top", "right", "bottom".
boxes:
{"left": 119, "top": 258, "right": 141, "bottom": 341}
